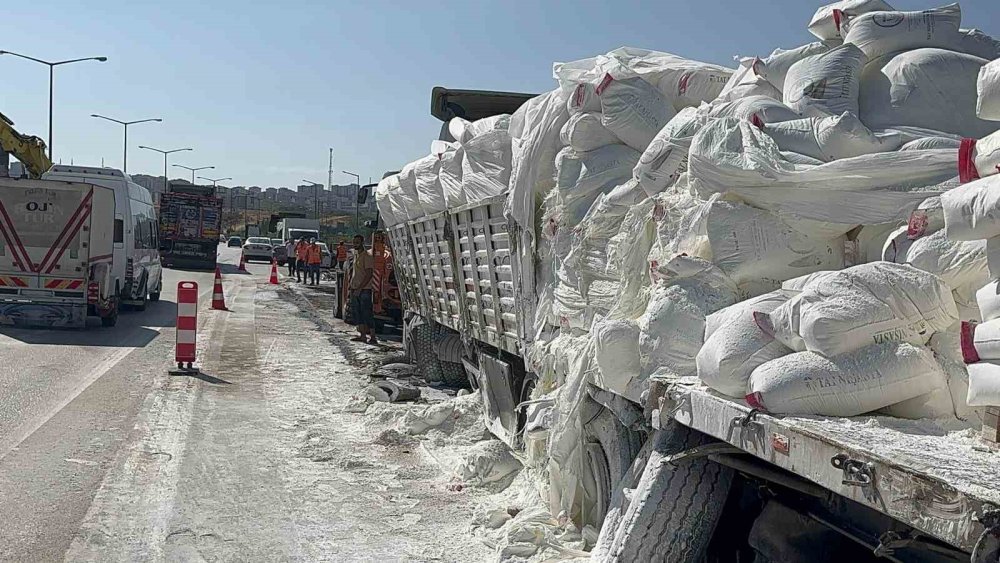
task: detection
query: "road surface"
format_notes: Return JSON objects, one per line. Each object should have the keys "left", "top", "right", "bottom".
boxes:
{"left": 0, "top": 245, "right": 491, "bottom": 561}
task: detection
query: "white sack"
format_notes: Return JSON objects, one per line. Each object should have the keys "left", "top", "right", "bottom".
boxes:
{"left": 859, "top": 48, "right": 998, "bottom": 139}
{"left": 439, "top": 145, "right": 466, "bottom": 208}
{"left": 978, "top": 278, "right": 1000, "bottom": 322}
{"left": 593, "top": 319, "right": 641, "bottom": 395}
{"left": 807, "top": 0, "right": 894, "bottom": 42}
{"left": 762, "top": 262, "right": 959, "bottom": 357}
{"left": 708, "top": 95, "right": 801, "bottom": 125}
{"left": 681, "top": 197, "right": 845, "bottom": 298}
{"left": 555, "top": 147, "right": 583, "bottom": 190}
{"left": 688, "top": 117, "right": 956, "bottom": 226}
{"left": 962, "top": 130, "right": 1000, "bottom": 184}
{"left": 762, "top": 112, "right": 899, "bottom": 162}
{"left": 507, "top": 89, "right": 569, "bottom": 230}
{"left": 413, "top": 154, "right": 446, "bottom": 215}
{"left": 979, "top": 58, "right": 1000, "bottom": 121}
{"left": 878, "top": 364, "right": 956, "bottom": 419}
{"left": 396, "top": 161, "right": 425, "bottom": 221}
{"left": 639, "top": 257, "right": 739, "bottom": 378}
{"left": 899, "top": 137, "right": 961, "bottom": 151}
{"left": 747, "top": 342, "right": 942, "bottom": 417}
{"left": 633, "top": 107, "right": 707, "bottom": 198}
{"left": 760, "top": 43, "right": 830, "bottom": 92}
{"left": 842, "top": 3, "right": 962, "bottom": 60}
{"left": 716, "top": 58, "right": 782, "bottom": 103}
{"left": 567, "top": 82, "right": 601, "bottom": 115}
{"left": 783, "top": 44, "right": 865, "bottom": 118}
{"left": 972, "top": 319, "right": 1000, "bottom": 361}
{"left": 597, "top": 73, "right": 676, "bottom": 152}
{"left": 462, "top": 124, "right": 512, "bottom": 203}
{"left": 571, "top": 144, "right": 641, "bottom": 200}
{"left": 697, "top": 291, "right": 792, "bottom": 397}
{"left": 942, "top": 175, "right": 1000, "bottom": 241}
{"left": 560, "top": 112, "right": 619, "bottom": 152}
{"left": 989, "top": 237, "right": 1000, "bottom": 278}
{"left": 374, "top": 175, "right": 399, "bottom": 227}
{"left": 904, "top": 229, "right": 989, "bottom": 296}
{"left": 967, "top": 360, "right": 1000, "bottom": 406}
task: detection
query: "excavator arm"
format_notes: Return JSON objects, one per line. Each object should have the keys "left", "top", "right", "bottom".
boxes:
{"left": 0, "top": 111, "right": 51, "bottom": 178}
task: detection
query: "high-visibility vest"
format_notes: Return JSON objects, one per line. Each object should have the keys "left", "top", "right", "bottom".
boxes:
{"left": 307, "top": 244, "right": 322, "bottom": 264}
{"left": 295, "top": 242, "right": 309, "bottom": 260}
{"left": 336, "top": 244, "right": 347, "bottom": 261}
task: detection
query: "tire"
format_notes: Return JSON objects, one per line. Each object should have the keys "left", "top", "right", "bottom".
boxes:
{"left": 582, "top": 404, "right": 646, "bottom": 529}
{"left": 597, "top": 421, "right": 735, "bottom": 563}
{"left": 101, "top": 296, "right": 119, "bottom": 327}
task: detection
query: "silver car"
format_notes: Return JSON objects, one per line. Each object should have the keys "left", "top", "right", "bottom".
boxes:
{"left": 242, "top": 237, "right": 274, "bottom": 262}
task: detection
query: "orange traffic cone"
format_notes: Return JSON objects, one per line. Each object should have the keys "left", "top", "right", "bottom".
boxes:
{"left": 211, "top": 267, "right": 228, "bottom": 310}
{"left": 269, "top": 259, "right": 279, "bottom": 285}
{"left": 238, "top": 252, "right": 248, "bottom": 272}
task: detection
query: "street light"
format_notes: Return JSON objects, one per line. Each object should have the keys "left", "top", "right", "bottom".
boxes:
{"left": 342, "top": 170, "right": 361, "bottom": 233}
{"left": 90, "top": 114, "right": 160, "bottom": 174}
{"left": 174, "top": 164, "right": 214, "bottom": 184}
{"left": 197, "top": 176, "right": 231, "bottom": 187}
{"left": 302, "top": 179, "right": 323, "bottom": 220}
{"left": 0, "top": 51, "right": 107, "bottom": 160}
{"left": 138, "top": 146, "right": 192, "bottom": 193}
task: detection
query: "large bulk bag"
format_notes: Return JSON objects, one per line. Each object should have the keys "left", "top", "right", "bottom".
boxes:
{"left": 413, "top": 154, "right": 445, "bottom": 215}
{"left": 597, "top": 73, "right": 676, "bottom": 152}
{"left": 760, "top": 43, "right": 830, "bottom": 93}
{"left": 746, "top": 342, "right": 943, "bottom": 417}
{"left": 560, "top": 112, "right": 619, "bottom": 152}
{"left": 782, "top": 44, "right": 866, "bottom": 118}
{"left": 979, "top": 59, "right": 1000, "bottom": 121}
{"left": 374, "top": 175, "right": 399, "bottom": 227}
{"left": 806, "top": 0, "right": 894, "bottom": 42}
{"left": 942, "top": 175, "right": 1000, "bottom": 241}
{"left": 960, "top": 130, "right": 1000, "bottom": 183}
{"left": 697, "top": 291, "right": 792, "bottom": 398}
{"left": 842, "top": 3, "right": 962, "bottom": 60}
{"left": 396, "top": 162, "right": 425, "bottom": 221}
{"left": 462, "top": 125, "right": 512, "bottom": 203}
{"left": 859, "top": 48, "right": 999, "bottom": 139}
{"left": 439, "top": 145, "right": 465, "bottom": 208}
{"left": 680, "top": 197, "right": 845, "bottom": 298}
{"left": 762, "top": 262, "right": 959, "bottom": 357}
{"left": 762, "top": 112, "right": 899, "bottom": 162}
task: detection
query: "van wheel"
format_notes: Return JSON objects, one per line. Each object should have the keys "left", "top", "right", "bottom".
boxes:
{"left": 101, "top": 296, "right": 119, "bottom": 327}
{"left": 597, "top": 421, "right": 735, "bottom": 562}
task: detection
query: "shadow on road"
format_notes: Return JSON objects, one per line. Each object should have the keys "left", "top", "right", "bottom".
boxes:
{"left": 0, "top": 324, "right": 161, "bottom": 347}
{"left": 169, "top": 371, "right": 232, "bottom": 385}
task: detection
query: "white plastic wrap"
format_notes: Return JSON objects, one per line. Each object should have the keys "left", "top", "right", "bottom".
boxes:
{"left": 560, "top": 112, "right": 619, "bottom": 152}
{"left": 762, "top": 262, "right": 959, "bottom": 357}
{"left": 977, "top": 279, "right": 1000, "bottom": 322}
{"left": 942, "top": 175, "right": 1000, "bottom": 241}
{"left": 783, "top": 44, "right": 865, "bottom": 118}
{"left": 979, "top": 58, "right": 1000, "bottom": 121}
{"left": 716, "top": 58, "right": 781, "bottom": 103}
{"left": 859, "top": 48, "right": 998, "bottom": 139}
{"left": 967, "top": 360, "right": 1000, "bottom": 406}
{"left": 842, "top": 3, "right": 962, "bottom": 60}
{"left": 762, "top": 112, "right": 899, "bottom": 162}
{"left": 687, "top": 118, "right": 956, "bottom": 226}
{"left": 462, "top": 124, "right": 512, "bottom": 203}
{"left": 413, "top": 154, "right": 445, "bottom": 215}
{"left": 806, "top": 0, "right": 894, "bottom": 42}
{"left": 374, "top": 175, "right": 399, "bottom": 227}
{"left": 597, "top": 73, "right": 675, "bottom": 152}
{"left": 747, "top": 342, "right": 943, "bottom": 417}
{"left": 697, "top": 291, "right": 792, "bottom": 397}
{"left": 396, "top": 161, "right": 425, "bottom": 221}
{"left": 439, "top": 145, "right": 465, "bottom": 208}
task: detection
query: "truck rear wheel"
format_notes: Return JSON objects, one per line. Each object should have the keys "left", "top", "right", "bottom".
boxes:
{"left": 582, "top": 403, "right": 645, "bottom": 530}
{"left": 100, "top": 296, "right": 119, "bottom": 327}
{"left": 149, "top": 278, "right": 161, "bottom": 302}
{"left": 596, "top": 421, "right": 734, "bottom": 563}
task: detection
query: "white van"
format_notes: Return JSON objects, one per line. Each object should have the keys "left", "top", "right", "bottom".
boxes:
{"left": 0, "top": 166, "right": 162, "bottom": 327}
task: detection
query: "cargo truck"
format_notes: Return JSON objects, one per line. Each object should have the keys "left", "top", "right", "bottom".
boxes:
{"left": 158, "top": 183, "right": 222, "bottom": 270}
{"left": 381, "top": 87, "right": 1000, "bottom": 561}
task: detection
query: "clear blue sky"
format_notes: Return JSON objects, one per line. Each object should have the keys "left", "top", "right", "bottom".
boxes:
{"left": 2, "top": 0, "right": 997, "bottom": 189}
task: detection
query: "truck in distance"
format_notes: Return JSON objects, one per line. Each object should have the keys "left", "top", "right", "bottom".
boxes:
{"left": 158, "top": 182, "right": 222, "bottom": 270}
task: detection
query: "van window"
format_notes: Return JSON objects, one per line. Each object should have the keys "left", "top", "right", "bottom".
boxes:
{"left": 114, "top": 219, "right": 124, "bottom": 243}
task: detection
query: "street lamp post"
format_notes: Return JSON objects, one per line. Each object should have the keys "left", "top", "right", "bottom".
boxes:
{"left": 301, "top": 179, "right": 323, "bottom": 220}
{"left": 138, "top": 146, "right": 192, "bottom": 193}
{"left": 0, "top": 51, "right": 107, "bottom": 160}
{"left": 343, "top": 171, "right": 361, "bottom": 233}
{"left": 90, "top": 115, "right": 161, "bottom": 174}
{"left": 173, "top": 164, "right": 214, "bottom": 184}
{"left": 197, "top": 176, "right": 232, "bottom": 187}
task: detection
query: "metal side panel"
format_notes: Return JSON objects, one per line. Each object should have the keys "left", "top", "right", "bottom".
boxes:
{"left": 477, "top": 351, "right": 517, "bottom": 448}
{"left": 386, "top": 225, "right": 424, "bottom": 315}
{"left": 666, "top": 386, "right": 993, "bottom": 552}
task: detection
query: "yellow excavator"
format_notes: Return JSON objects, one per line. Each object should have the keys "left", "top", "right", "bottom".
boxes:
{"left": 0, "top": 111, "right": 50, "bottom": 178}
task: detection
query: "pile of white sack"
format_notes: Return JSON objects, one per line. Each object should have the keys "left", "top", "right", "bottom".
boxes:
{"left": 377, "top": 1, "right": 1000, "bottom": 428}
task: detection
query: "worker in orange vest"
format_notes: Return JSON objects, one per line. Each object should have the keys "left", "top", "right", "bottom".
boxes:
{"left": 306, "top": 238, "right": 323, "bottom": 285}
{"left": 294, "top": 238, "right": 310, "bottom": 283}
{"left": 336, "top": 241, "right": 348, "bottom": 271}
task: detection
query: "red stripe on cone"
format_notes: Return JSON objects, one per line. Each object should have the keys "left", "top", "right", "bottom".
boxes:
{"left": 269, "top": 259, "right": 279, "bottom": 285}
{"left": 238, "top": 252, "right": 248, "bottom": 272}
{"left": 212, "top": 266, "right": 228, "bottom": 311}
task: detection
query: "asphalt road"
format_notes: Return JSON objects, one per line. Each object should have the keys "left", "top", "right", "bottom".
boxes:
{"left": 0, "top": 244, "right": 272, "bottom": 561}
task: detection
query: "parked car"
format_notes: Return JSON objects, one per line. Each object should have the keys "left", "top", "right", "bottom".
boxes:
{"left": 227, "top": 236, "right": 243, "bottom": 248}
{"left": 271, "top": 238, "right": 287, "bottom": 265}
{"left": 242, "top": 237, "right": 273, "bottom": 262}
{"left": 317, "top": 242, "right": 333, "bottom": 268}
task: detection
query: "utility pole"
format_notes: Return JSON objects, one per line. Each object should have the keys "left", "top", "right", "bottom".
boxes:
{"left": 328, "top": 148, "right": 333, "bottom": 191}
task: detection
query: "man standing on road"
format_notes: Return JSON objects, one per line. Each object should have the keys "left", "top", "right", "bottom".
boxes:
{"left": 348, "top": 234, "right": 377, "bottom": 345}
{"left": 306, "top": 238, "right": 323, "bottom": 286}
{"left": 336, "top": 241, "right": 348, "bottom": 271}
{"left": 285, "top": 239, "right": 296, "bottom": 277}
{"left": 295, "top": 238, "right": 310, "bottom": 283}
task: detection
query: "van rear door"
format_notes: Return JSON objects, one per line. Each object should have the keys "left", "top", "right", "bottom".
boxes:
{"left": 0, "top": 179, "right": 95, "bottom": 293}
